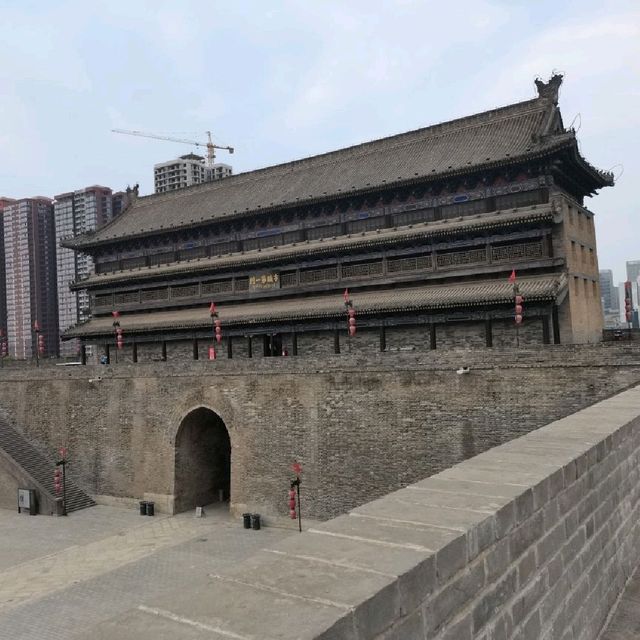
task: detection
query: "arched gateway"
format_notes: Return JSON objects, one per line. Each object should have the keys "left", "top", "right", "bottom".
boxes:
{"left": 174, "top": 407, "right": 231, "bottom": 513}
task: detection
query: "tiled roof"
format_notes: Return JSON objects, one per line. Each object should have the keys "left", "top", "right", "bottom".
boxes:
{"left": 74, "top": 206, "right": 554, "bottom": 289}
{"left": 65, "top": 275, "right": 566, "bottom": 337}
{"left": 66, "top": 77, "right": 611, "bottom": 250}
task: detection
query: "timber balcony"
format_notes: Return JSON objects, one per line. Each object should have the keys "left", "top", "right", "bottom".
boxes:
{"left": 89, "top": 236, "right": 555, "bottom": 314}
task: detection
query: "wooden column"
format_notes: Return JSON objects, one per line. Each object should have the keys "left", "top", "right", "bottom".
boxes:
{"left": 429, "top": 323, "right": 437, "bottom": 350}
{"left": 104, "top": 344, "right": 110, "bottom": 364}
{"left": 333, "top": 329, "right": 340, "bottom": 354}
{"left": 292, "top": 332, "right": 298, "bottom": 356}
{"left": 132, "top": 342, "right": 138, "bottom": 363}
{"left": 552, "top": 306, "right": 561, "bottom": 344}
{"left": 193, "top": 339, "right": 199, "bottom": 360}
{"left": 227, "top": 336, "right": 233, "bottom": 359}
{"left": 485, "top": 319, "right": 493, "bottom": 348}
{"left": 379, "top": 325, "right": 386, "bottom": 352}
{"left": 247, "top": 336, "right": 253, "bottom": 358}
{"left": 161, "top": 341, "right": 167, "bottom": 361}
{"left": 80, "top": 344, "right": 87, "bottom": 365}
{"left": 542, "top": 315, "right": 551, "bottom": 345}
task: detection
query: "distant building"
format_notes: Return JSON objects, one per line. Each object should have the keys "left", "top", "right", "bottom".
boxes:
{"left": 0, "top": 198, "right": 15, "bottom": 345}
{"left": 2, "top": 198, "right": 58, "bottom": 359}
{"left": 599, "top": 270, "right": 618, "bottom": 313}
{"left": 112, "top": 190, "right": 132, "bottom": 218}
{"left": 626, "top": 260, "right": 640, "bottom": 285}
{"left": 54, "top": 186, "right": 117, "bottom": 356}
{"left": 154, "top": 154, "right": 232, "bottom": 194}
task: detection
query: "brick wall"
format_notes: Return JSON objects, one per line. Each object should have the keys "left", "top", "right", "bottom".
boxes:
{"left": 1, "top": 343, "right": 640, "bottom": 521}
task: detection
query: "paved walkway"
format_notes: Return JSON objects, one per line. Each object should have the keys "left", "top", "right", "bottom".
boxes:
{"left": 0, "top": 505, "right": 291, "bottom": 640}
{"left": 601, "top": 564, "right": 640, "bottom": 640}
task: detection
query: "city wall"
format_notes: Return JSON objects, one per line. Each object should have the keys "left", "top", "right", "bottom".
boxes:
{"left": 1, "top": 343, "right": 640, "bottom": 521}
{"left": 89, "top": 385, "right": 640, "bottom": 639}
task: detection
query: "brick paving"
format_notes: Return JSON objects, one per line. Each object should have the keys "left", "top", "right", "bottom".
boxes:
{"left": 0, "top": 505, "right": 291, "bottom": 640}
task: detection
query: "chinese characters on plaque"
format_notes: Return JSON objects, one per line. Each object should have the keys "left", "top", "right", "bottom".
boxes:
{"left": 249, "top": 273, "right": 280, "bottom": 291}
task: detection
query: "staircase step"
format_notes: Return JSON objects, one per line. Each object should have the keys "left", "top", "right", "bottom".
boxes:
{"left": 0, "top": 416, "right": 95, "bottom": 514}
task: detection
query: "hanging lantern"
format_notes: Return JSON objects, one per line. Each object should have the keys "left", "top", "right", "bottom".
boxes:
{"left": 38, "top": 334, "right": 45, "bottom": 355}
{"left": 349, "top": 325, "right": 357, "bottom": 336}
{"left": 33, "top": 320, "right": 40, "bottom": 332}
{"left": 208, "top": 346, "right": 216, "bottom": 360}
{"left": 54, "top": 467, "right": 62, "bottom": 494}
{"left": 514, "top": 293, "right": 524, "bottom": 325}
{"left": 209, "top": 302, "right": 217, "bottom": 316}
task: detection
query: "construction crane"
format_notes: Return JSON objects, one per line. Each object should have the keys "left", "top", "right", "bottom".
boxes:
{"left": 112, "top": 129, "right": 234, "bottom": 167}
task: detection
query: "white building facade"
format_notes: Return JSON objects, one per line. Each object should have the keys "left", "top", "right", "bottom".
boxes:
{"left": 154, "top": 154, "right": 232, "bottom": 193}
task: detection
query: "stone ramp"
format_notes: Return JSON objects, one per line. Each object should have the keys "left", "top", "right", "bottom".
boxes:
{"left": 0, "top": 414, "right": 95, "bottom": 514}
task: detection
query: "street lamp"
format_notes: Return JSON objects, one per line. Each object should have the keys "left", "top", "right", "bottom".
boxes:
{"left": 54, "top": 447, "right": 68, "bottom": 516}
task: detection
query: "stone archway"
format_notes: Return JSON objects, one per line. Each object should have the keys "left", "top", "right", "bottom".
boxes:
{"left": 174, "top": 407, "right": 231, "bottom": 513}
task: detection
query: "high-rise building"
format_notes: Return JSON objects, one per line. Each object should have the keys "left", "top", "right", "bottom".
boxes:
{"left": 112, "top": 190, "right": 131, "bottom": 218}
{"left": 3, "top": 198, "right": 58, "bottom": 359}
{"left": 599, "top": 270, "right": 618, "bottom": 312}
{"left": 626, "top": 260, "right": 640, "bottom": 285}
{"left": 54, "top": 186, "right": 115, "bottom": 356}
{"left": 154, "top": 154, "right": 232, "bottom": 193}
{"left": 0, "top": 198, "right": 15, "bottom": 344}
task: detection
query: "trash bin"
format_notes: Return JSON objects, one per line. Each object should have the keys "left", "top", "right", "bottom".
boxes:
{"left": 251, "top": 513, "right": 261, "bottom": 531}
{"left": 139, "top": 500, "right": 148, "bottom": 516}
{"left": 242, "top": 513, "right": 252, "bottom": 529}
{"left": 146, "top": 501, "right": 155, "bottom": 516}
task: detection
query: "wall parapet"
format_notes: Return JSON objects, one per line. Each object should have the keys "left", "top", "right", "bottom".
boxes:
{"left": 1, "top": 341, "right": 640, "bottom": 381}
{"left": 90, "top": 384, "right": 640, "bottom": 639}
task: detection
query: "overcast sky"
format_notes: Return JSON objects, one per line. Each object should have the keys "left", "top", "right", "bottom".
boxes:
{"left": 1, "top": 0, "right": 638, "bottom": 282}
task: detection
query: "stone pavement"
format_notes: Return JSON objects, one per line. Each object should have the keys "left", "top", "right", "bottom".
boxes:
{"left": 0, "top": 505, "right": 291, "bottom": 639}
{"left": 601, "top": 563, "right": 640, "bottom": 640}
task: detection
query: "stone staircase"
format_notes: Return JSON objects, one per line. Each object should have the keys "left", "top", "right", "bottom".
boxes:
{"left": 0, "top": 415, "right": 95, "bottom": 514}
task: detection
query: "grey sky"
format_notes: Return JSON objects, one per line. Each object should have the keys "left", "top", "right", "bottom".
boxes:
{"left": 1, "top": 0, "right": 638, "bottom": 281}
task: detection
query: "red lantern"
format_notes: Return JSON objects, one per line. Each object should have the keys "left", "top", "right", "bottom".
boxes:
{"left": 208, "top": 346, "right": 216, "bottom": 360}
{"left": 348, "top": 307, "right": 355, "bottom": 318}
{"left": 349, "top": 325, "right": 356, "bottom": 336}
{"left": 348, "top": 317, "right": 356, "bottom": 326}
{"left": 290, "top": 509, "right": 297, "bottom": 519}
{"left": 515, "top": 314, "right": 523, "bottom": 325}
{"left": 209, "top": 302, "right": 216, "bottom": 316}
{"left": 111, "top": 311, "right": 120, "bottom": 319}
{"left": 515, "top": 304, "right": 523, "bottom": 315}
{"left": 33, "top": 320, "right": 40, "bottom": 332}
{"left": 38, "top": 334, "right": 45, "bottom": 355}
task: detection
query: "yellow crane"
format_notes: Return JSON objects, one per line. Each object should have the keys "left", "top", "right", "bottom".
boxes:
{"left": 111, "top": 129, "right": 234, "bottom": 167}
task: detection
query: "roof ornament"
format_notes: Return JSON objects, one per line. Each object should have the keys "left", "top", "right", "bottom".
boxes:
{"left": 535, "top": 73, "right": 563, "bottom": 104}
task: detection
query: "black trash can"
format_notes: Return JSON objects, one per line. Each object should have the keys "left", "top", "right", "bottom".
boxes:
{"left": 146, "top": 501, "right": 155, "bottom": 516}
{"left": 242, "top": 513, "right": 252, "bottom": 529}
{"left": 139, "top": 500, "right": 148, "bottom": 516}
{"left": 251, "top": 513, "right": 261, "bottom": 531}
